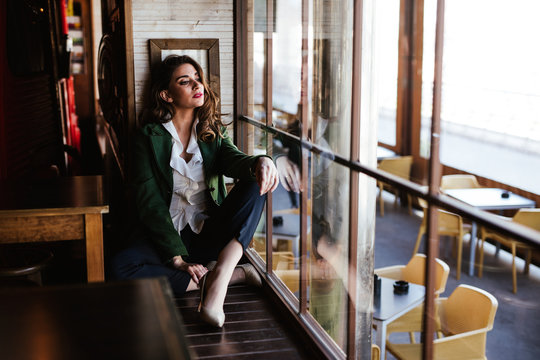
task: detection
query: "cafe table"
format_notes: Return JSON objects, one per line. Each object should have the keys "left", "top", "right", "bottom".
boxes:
{"left": 377, "top": 146, "right": 397, "bottom": 161}
{"left": 0, "top": 176, "right": 109, "bottom": 282}
{"left": 0, "top": 277, "right": 193, "bottom": 360}
{"left": 445, "top": 188, "right": 536, "bottom": 276}
{"left": 372, "top": 277, "right": 425, "bottom": 357}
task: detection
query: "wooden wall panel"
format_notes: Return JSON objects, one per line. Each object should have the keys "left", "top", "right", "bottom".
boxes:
{"left": 131, "top": 0, "right": 234, "bottom": 122}
{"left": 3, "top": 74, "right": 63, "bottom": 179}
{"left": 1, "top": 0, "right": 64, "bottom": 180}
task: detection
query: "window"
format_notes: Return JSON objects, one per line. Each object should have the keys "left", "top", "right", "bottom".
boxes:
{"left": 422, "top": 0, "right": 540, "bottom": 194}
{"left": 235, "top": 0, "right": 540, "bottom": 358}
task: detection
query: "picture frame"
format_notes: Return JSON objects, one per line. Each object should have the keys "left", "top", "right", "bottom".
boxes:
{"left": 148, "top": 39, "right": 221, "bottom": 100}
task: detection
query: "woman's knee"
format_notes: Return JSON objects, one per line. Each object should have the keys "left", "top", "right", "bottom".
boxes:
{"left": 109, "top": 244, "right": 161, "bottom": 279}
{"left": 238, "top": 178, "right": 264, "bottom": 193}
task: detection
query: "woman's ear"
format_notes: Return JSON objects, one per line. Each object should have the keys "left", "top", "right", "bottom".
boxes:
{"left": 159, "top": 90, "right": 173, "bottom": 103}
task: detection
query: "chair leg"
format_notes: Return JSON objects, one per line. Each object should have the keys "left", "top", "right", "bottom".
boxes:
{"left": 407, "top": 194, "right": 412, "bottom": 215}
{"left": 413, "top": 229, "right": 424, "bottom": 257}
{"left": 478, "top": 236, "right": 485, "bottom": 278}
{"left": 525, "top": 249, "right": 531, "bottom": 275}
{"left": 456, "top": 232, "right": 463, "bottom": 281}
{"left": 378, "top": 183, "right": 385, "bottom": 217}
{"left": 511, "top": 243, "right": 517, "bottom": 294}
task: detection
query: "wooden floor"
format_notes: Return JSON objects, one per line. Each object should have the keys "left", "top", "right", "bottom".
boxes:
{"left": 175, "top": 284, "right": 312, "bottom": 359}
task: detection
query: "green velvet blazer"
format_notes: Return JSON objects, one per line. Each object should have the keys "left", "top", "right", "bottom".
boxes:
{"left": 130, "top": 122, "right": 266, "bottom": 261}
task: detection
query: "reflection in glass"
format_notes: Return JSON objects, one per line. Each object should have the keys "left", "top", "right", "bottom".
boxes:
{"left": 251, "top": 123, "right": 268, "bottom": 263}
{"left": 312, "top": 1, "right": 353, "bottom": 159}
{"left": 272, "top": 130, "right": 301, "bottom": 298}
{"left": 308, "top": 157, "right": 350, "bottom": 349}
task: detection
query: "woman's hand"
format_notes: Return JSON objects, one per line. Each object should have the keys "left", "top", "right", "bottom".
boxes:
{"left": 172, "top": 256, "right": 208, "bottom": 285}
{"left": 254, "top": 157, "right": 279, "bottom": 195}
{"left": 275, "top": 156, "right": 301, "bottom": 193}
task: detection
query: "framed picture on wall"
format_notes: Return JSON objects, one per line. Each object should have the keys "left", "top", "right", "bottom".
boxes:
{"left": 148, "top": 39, "right": 221, "bottom": 101}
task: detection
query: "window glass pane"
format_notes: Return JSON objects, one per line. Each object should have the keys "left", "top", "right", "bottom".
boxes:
{"left": 312, "top": 0, "right": 353, "bottom": 158}
{"left": 253, "top": 0, "right": 266, "bottom": 122}
{"left": 375, "top": 0, "right": 400, "bottom": 147}
{"left": 272, "top": 131, "right": 301, "bottom": 299}
{"left": 250, "top": 1, "right": 269, "bottom": 265}
{"left": 250, "top": 123, "right": 270, "bottom": 264}
{"left": 308, "top": 157, "right": 350, "bottom": 350}
{"left": 420, "top": 0, "right": 437, "bottom": 158}
{"left": 272, "top": 0, "right": 301, "bottom": 133}
{"left": 424, "top": 0, "right": 540, "bottom": 193}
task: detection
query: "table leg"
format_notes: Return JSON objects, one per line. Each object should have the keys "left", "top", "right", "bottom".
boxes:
{"left": 373, "top": 320, "right": 387, "bottom": 358}
{"left": 468, "top": 222, "right": 477, "bottom": 277}
{"left": 85, "top": 213, "right": 105, "bottom": 282}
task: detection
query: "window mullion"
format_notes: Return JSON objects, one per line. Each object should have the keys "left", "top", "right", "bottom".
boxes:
{"left": 424, "top": 0, "right": 446, "bottom": 358}
{"left": 299, "top": 0, "right": 310, "bottom": 315}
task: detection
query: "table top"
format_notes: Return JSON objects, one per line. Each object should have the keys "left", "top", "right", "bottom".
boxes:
{"left": 0, "top": 176, "right": 108, "bottom": 215}
{"left": 267, "top": 213, "right": 312, "bottom": 238}
{"left": 445, "top": 187, "right": 536, "bottom": 211}
{"left": 0, "top": 278, "right": 193, "bottom": 360}
{"left": 377, "top": 146, "right": 397, "bottom": 160}
{"left": 373, "top": 277, "right": 425, "bottom": 321}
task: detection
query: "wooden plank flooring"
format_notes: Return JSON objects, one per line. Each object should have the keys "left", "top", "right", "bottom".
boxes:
{"left": 175, "top": 284, "right": 311, "bottom": 359}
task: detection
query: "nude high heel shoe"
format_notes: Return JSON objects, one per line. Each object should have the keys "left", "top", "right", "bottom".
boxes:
{"left": 197, "top": 272, "right": 225, "bottom": 327}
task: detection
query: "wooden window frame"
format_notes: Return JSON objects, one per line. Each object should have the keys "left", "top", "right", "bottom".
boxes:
{"left": 235, "top": 0, "right": 540, "bottom": 359}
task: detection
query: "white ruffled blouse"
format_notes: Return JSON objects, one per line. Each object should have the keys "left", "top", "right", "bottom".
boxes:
{"left": 163, "top": 120, "right": 209, "bottom": 234}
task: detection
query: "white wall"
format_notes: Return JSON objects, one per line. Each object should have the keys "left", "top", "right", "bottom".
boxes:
{"left": 131, "top": 0, "right": 234, "bottom": 119}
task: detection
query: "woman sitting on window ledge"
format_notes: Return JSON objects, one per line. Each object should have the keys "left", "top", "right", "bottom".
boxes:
{"left": 111, "top": 55, "right": 279, "bottom": 328}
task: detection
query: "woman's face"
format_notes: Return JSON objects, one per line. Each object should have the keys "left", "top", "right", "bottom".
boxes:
{"left": 161, "top": 63, "right": 205, "bottom": 110}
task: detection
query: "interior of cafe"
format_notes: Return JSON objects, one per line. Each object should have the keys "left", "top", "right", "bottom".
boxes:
{"left": 1, "top": 0, "right": 539, "bottom": 359}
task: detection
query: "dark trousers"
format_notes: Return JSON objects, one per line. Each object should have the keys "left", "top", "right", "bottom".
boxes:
{"left": 110, "top": 180, "right": 266, "bottom": 295}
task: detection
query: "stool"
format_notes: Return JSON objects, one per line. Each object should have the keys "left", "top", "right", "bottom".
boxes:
{"left": 0, "top": 247, "right": 53, "bottom": 287}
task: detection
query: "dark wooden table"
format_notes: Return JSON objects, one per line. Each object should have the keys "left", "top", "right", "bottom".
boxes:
{"left": 0, "top": 277, "right": 193, "bottom": 360}
{"left": 0, "top": 176, "right": 109, "bottom": 282}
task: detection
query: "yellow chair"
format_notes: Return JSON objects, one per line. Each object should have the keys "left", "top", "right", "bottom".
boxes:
{"left": 478, "top": 208, "right": 540, "bottom": 294}
{"left": 376, "top": 254, "right": 450, "bottom": 344}
{"left": 412, "top": 199, "right": 467, "bottom": 280}
{"left": 377, "top": 156, "right": 414, "bottom": 216}
{"left": 258, "top": 251, "right": 300, "bottom": 293}
{"left": 386, "top": 284, "right": 498, "bottom": 360}
{"left": 371, "top": 344, "right": 380, "bottom": 360}
{"left": 441, "top": 174, "right": 482, "bottom": 190}
{"left": 375, "top": 253, "right": 449, "bottom": 297}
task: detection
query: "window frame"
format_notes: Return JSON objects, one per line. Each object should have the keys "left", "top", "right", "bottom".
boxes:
{"left": 234, "top": 0, "right": 540, "bottom": 358}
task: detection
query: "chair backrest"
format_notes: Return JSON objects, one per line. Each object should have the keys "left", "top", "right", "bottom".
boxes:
{"left": 258, "top": 251, "right": 296, "bottom": 271}
{"left": 513, "top": 208, "right": 540, "bottom": 232}
{"left": 401, "top": 254, "right": 450, "bottom": 296}
{"left": 441, "top": 174, "right": 481, "bottom": 190}
{"left": 439, "top": 284, "right": 498, "bottom": 335}
{"left": 417, "top": 199, "right": 462, "bottom": 236}
{"left": 437, "top": 209, "right": 463, "bottom": 235}
{"left": 378, "top": 156, "right": 413, "bottom": 180}
{"left": 371, "top": 344, "right": 380, "bottom": 360}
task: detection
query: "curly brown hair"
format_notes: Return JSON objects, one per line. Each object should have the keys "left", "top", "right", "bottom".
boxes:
{"left": 149, "top": 55, "right": 223, "bottom": 142}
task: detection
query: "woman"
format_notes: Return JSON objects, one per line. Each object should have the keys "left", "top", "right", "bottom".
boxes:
{"left": 112, "top": 55, "right": 279, "bottom": 327}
